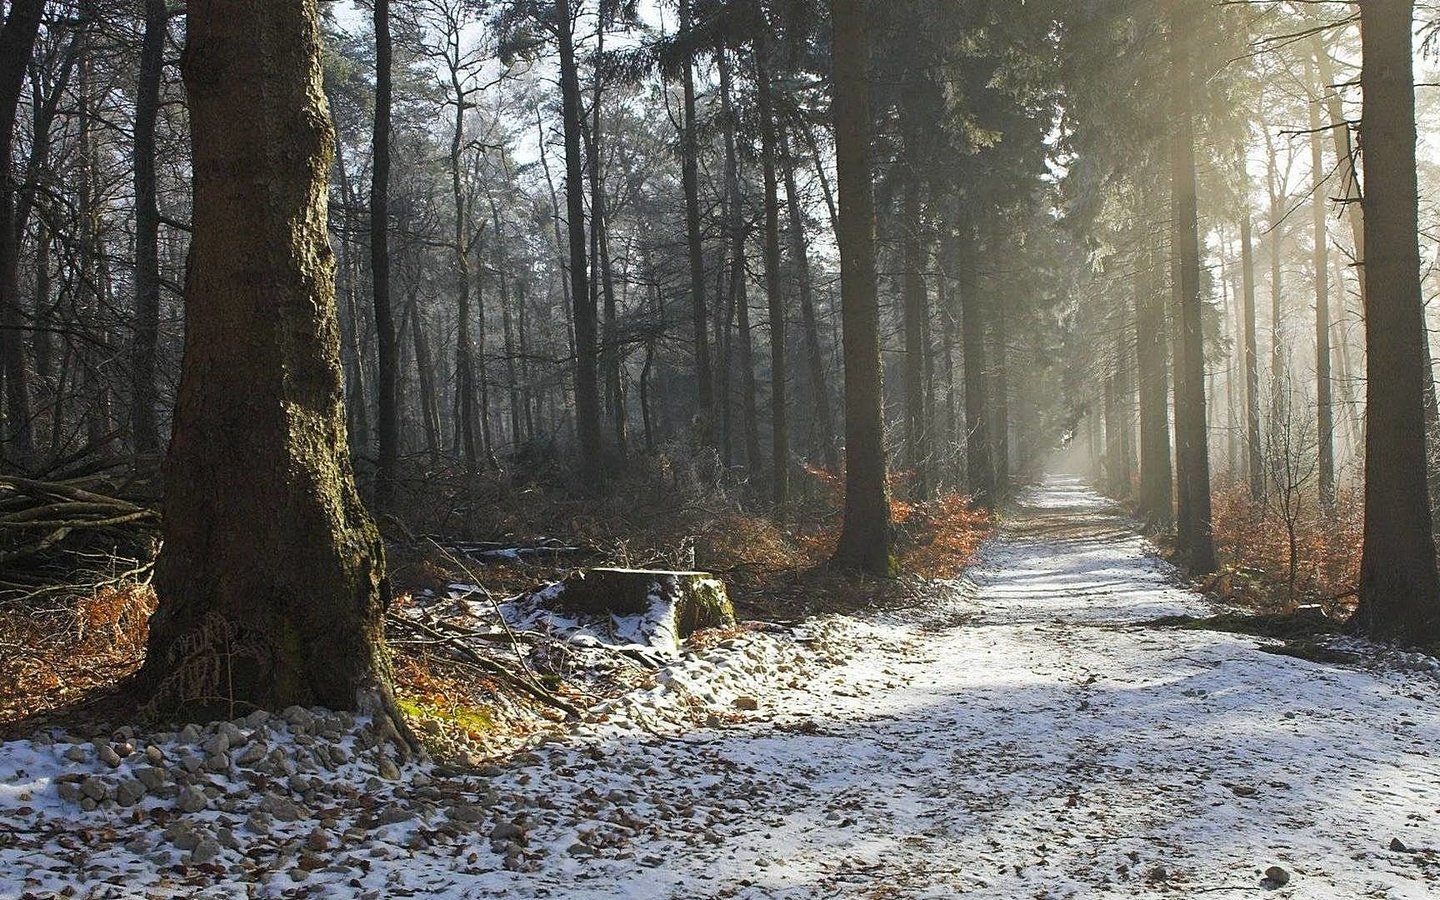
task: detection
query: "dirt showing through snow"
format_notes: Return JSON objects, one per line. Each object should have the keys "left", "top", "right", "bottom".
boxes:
{"left": 4, "top": 475, "right": 1439, "bottom": 898}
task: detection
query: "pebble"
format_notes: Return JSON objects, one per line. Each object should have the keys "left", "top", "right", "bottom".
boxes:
{"left": 1264, "top": 865, "right": 1291, "bottom": 887}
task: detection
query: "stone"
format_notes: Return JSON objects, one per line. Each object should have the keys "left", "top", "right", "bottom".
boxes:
{"left": 189, "top": 838, "right": 222, "bottom": 865}
{"left": 1145, "top": 866, "right": 1168, "bottom": 883}
{"left": 235, "top": 743, "right": 266, "bottom": 766}
{"left": 201, "top": 733, "right": 229, "bottom": 756}
{"left": 242, "top": 710, "right": 270, "bottom": 729}
{"left": 80, "top": 776, "right": 108, "bottom": 802}
{"left": 282, "top": 706, "right": 316, "bottom": 732}
{"left": 733, "top": 697, "right": 760, "bottom": 711}
{"left": 377, "top": 757, "right": 401, "bottom": 781}
{"left": 259, "top": 793, "right": 302, "bottom": 822}
{"left": 97, "top": 745, "right": 122, "bottom": 767}
{"left": 165, "top": 822, "right": 200, "bottom": 851}
{"left": 145, "top": 745, "right": 165, "bottom": 765}
{"left": 1263, "top": 865, "right": 1290, "bottom": 887}
{"left": 135, "top": 766, "right": 167, "bottom": 791}
{"left": 448, "top": 804, "right": 487, "bottom": 825}
{"left": 305, "top": 829, "right": 330, "bottom": 852}
{"left": 115, "top": 779, "right": 146, "bottom": 806}
{"left": 56, "top": 782, "right": 82, "bottom": 804}
{"left": 490, "top": 821, "right": 525, "bottom": 842}
{"left": 179, "top": 724, "right": 202, "bottom": 743}
{"left": 63, "top": 746, "right": 89, "bottom": 764}
{"left": 176, "top": 786, "right": 208, "bottom": 813}
{"left": 1390, "top": 838, "right": 1410, "bottom": 853}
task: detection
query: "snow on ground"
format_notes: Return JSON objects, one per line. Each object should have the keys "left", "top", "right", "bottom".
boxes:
{"left": 4, "top": 475, "right": 1440, "bottom": 898}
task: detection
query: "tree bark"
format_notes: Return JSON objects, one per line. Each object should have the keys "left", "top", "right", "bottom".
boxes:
{"left": 140, "top": 0, "right": 409, "bottom": 738}
{"left": 829, "top": 0, "right": 891, "bottom": 575}
{"left": 1351, "top": 0, "right": 1440, "bottom": 642}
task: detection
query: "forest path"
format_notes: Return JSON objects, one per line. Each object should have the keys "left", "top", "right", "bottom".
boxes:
{"left": 5, "top": 477, "right": 1440, "bottom": 899}
{"left": 469, "top": 475, "right": 1440, "bottom": 899}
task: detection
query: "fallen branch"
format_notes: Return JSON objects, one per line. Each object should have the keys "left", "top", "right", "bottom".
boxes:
{"left": 386, "top": 612, "right": 581, "bottom": 719}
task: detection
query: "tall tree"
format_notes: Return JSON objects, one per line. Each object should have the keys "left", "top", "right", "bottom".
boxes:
{"left": 957, "top": 216, "right": 995, "bottom": 509}
{"left": 1238, "top": 193, "right": 1263, "bottom": 501}
{"left": 1308, "top": 83, "right": 1334, "bottom": 511}
{"left": 679, "top": 0, "right": 713, "bottom": 436}
{"left": 0, "top": 0, "right": 43, "bottom": 469}
{"left": 372, "top": 0, "right": 400, "bottom": 506}
{"left": 1135, "top": 241, "right": 1174, "bottom": 526}
{"left": 1351, "top": 0, "right": 1440, "bottom": 642}
{"left": 140, "top": 0, "right": 409, "bottom": 737}
{"left": 131, "top": 0, "right": 167, "bottom": 458}
{"left": 755, "top": 32, "right": 788, "bottom": 505}
{"left": 1167, "top": 3, "right": 1215, "bottom": 574}
{"left": 556, "top": 0, "right": 603, "bottom": 484}
{"left": 829, "top": 0, "right": 890, "bottom": 575}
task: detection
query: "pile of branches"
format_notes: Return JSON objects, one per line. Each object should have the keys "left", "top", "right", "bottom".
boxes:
{"left": 0, "top": 474, "right": 160, "bottom": 603}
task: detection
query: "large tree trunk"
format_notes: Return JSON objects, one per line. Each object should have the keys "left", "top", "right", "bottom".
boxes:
{"left": 755, "top": 37, "right": 788, "bottom": 506}
{"left": 130, "top": 0, "right": 167, "bottom": 458}
{"left": 140, "top": 0, "right": 409, "bottom": 737}
{"left": 1167, "top": 7, "right": 1216, "bottom": 574}
{"left": 556, "top": 0, "right": 602, "bottom": 484}
{"left": 1309, "top": 90, "right": 1335, "bottom": 511}
{"left": 829, "top": 0, "right": 891, "bottom": 575}
{"left": 0, "top": 0, "right": 43, "bottom": 469}
{"left": 679, "top": 0, "right": 712, "bottom": 434}
{"left": 371, "top": 0, "right": 400, "bottom": 507}
{"left": 1352, "top": 0, "right": 1440, "bottom": 642}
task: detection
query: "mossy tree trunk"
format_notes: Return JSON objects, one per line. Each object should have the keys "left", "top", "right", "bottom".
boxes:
{"left": 140, "top": 0, "right": 409, "bottom": 740}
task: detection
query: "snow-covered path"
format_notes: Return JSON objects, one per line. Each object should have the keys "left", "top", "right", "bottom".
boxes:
{"left": 488, "top": 476, "right": 1440, "bottom": 899}
{"left": 5, "top": 476, "right": 1440, "bottom": 898}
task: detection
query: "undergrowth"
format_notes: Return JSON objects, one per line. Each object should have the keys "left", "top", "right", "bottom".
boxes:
{"left": 1204, "top": 477, "right": 1361, "bottom": 616}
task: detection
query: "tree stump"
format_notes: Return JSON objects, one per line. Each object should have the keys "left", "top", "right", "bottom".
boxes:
{"left": 556, "top": 568, "right": 735, "bottom": 645}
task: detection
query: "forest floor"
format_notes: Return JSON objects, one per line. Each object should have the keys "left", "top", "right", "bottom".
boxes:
{"left": 3, "top": 475, "right": 1440, "bottom": 898}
